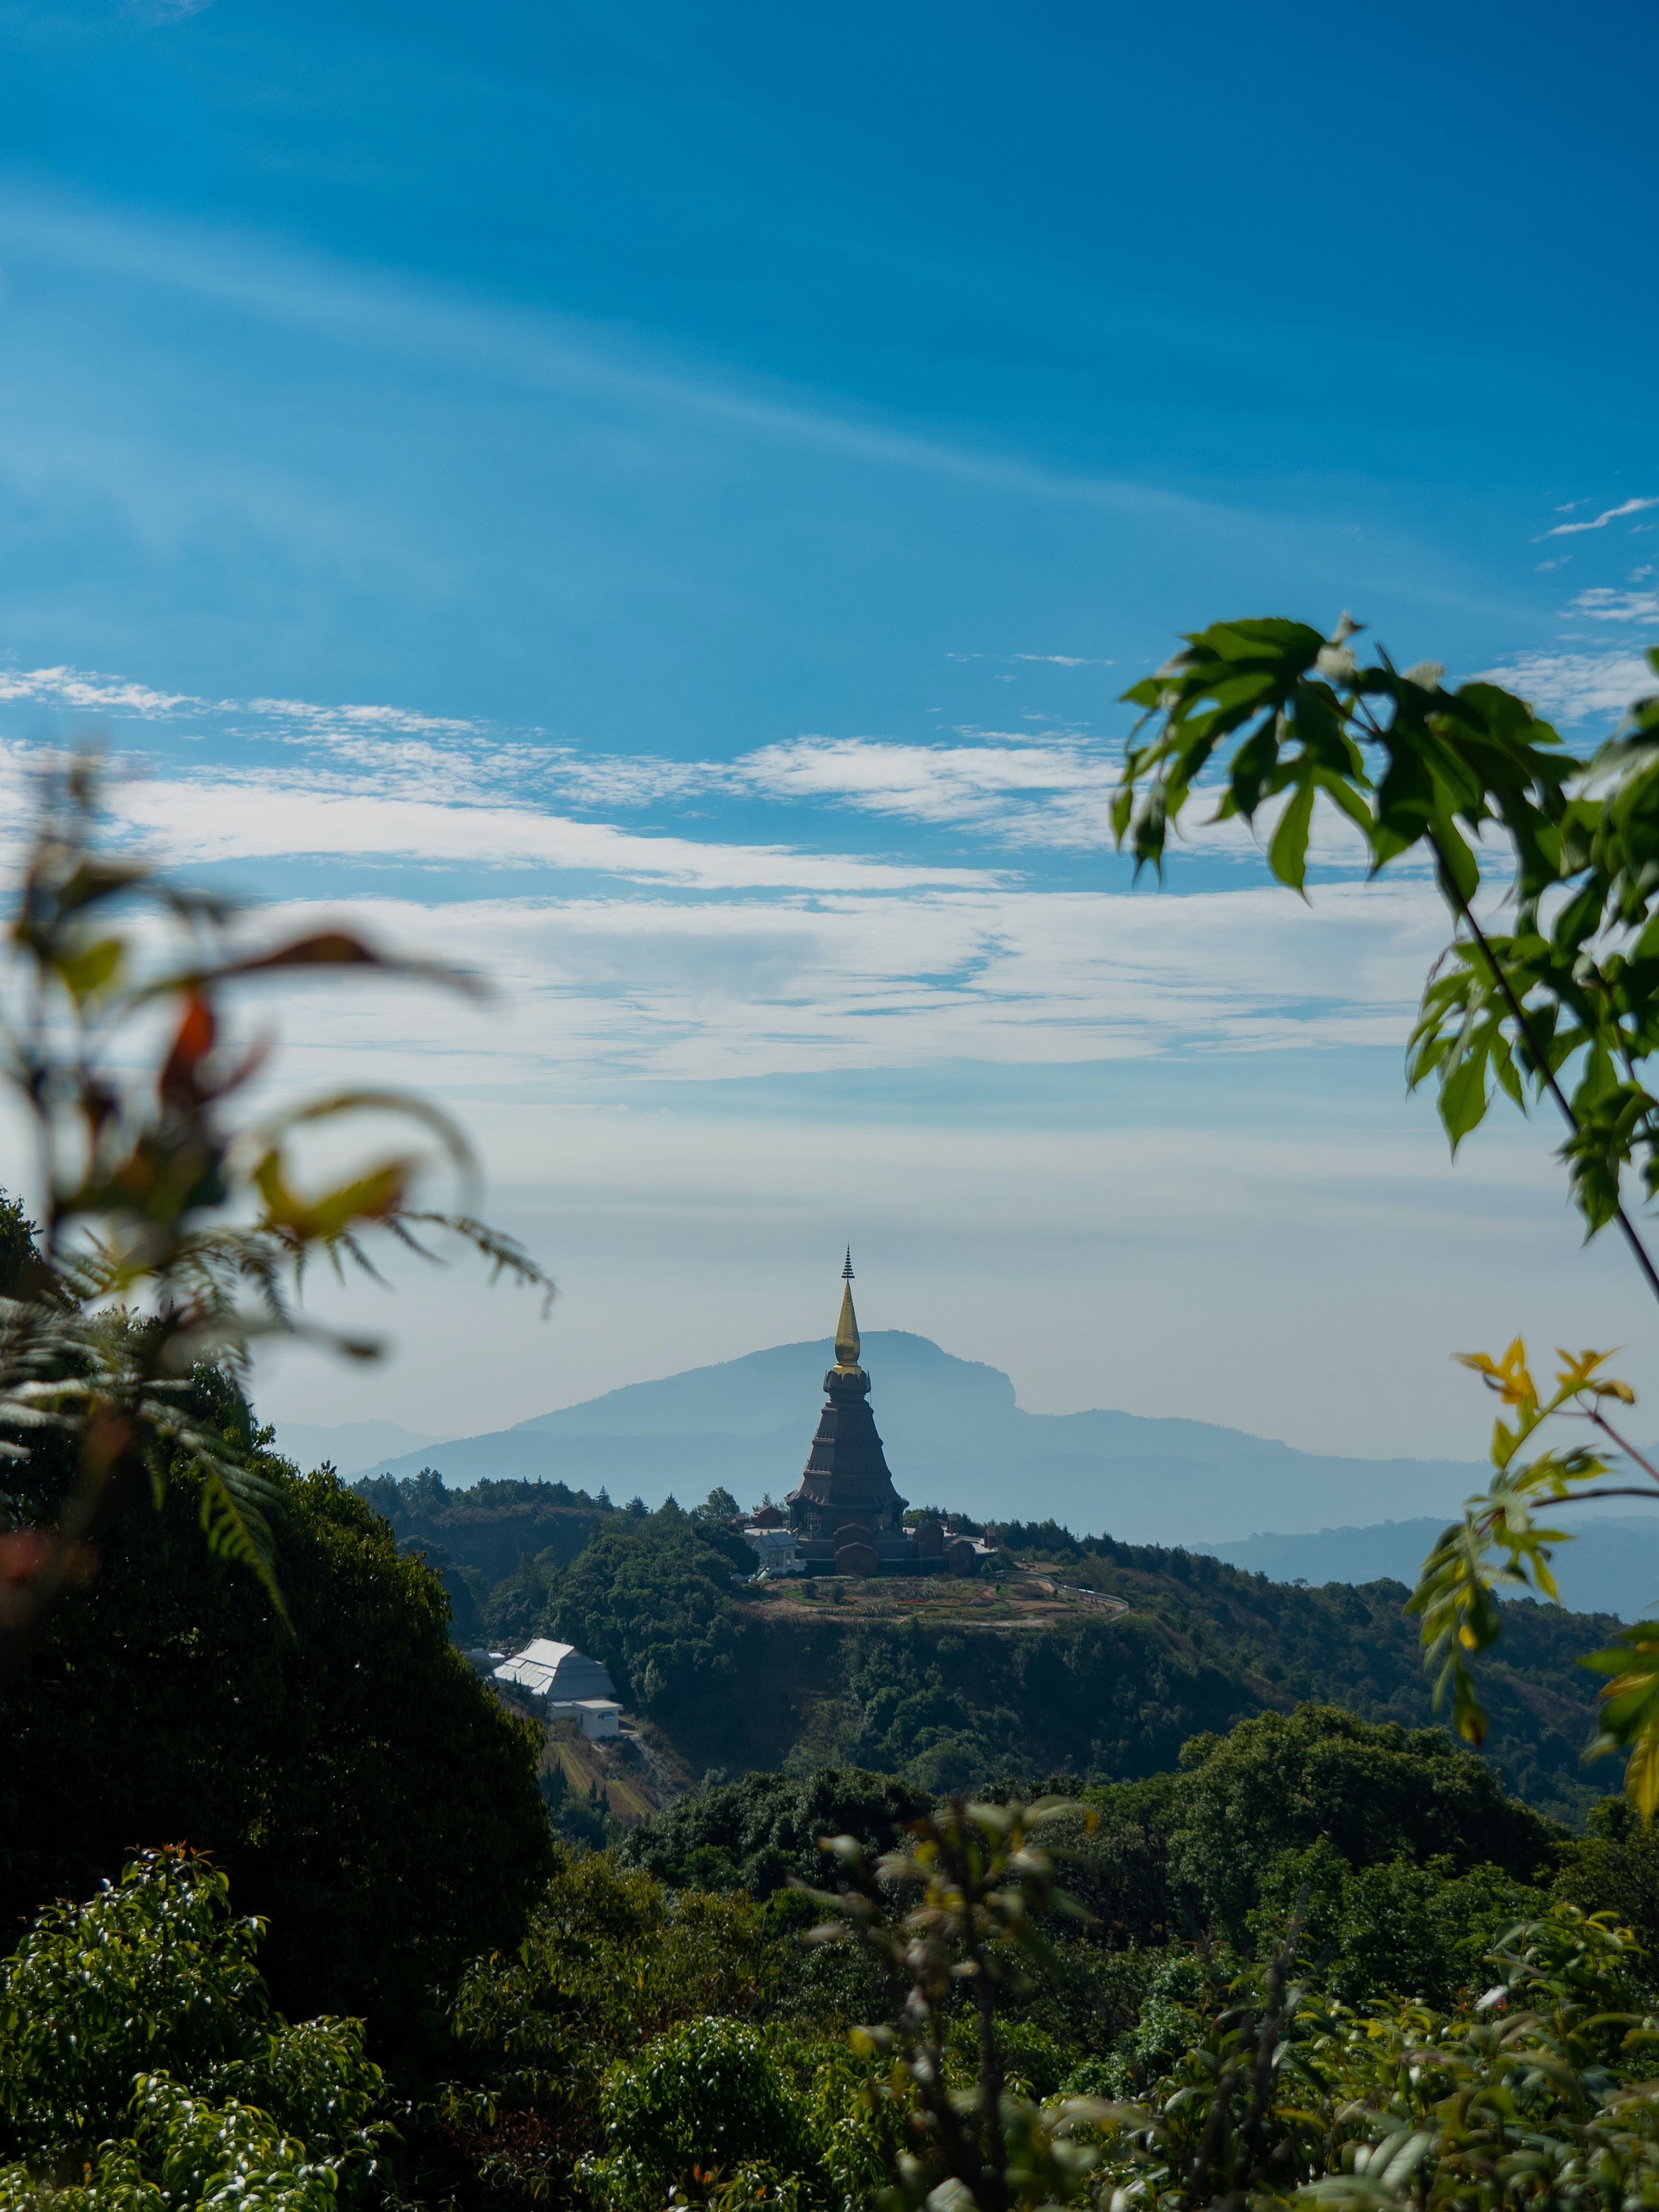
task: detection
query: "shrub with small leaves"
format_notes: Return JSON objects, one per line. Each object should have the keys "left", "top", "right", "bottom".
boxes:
{"left": 0, "top": 1848, "right": 269, "bottom": 2155}
{"left": 0, "top": 1850, "right": 385, "bottom": 2207}
{"left": 0, "top": 2075, "right": 342, "bottom": 2212}
{"left": 581, "top": 2017, "right": 814, "bottom": 2212}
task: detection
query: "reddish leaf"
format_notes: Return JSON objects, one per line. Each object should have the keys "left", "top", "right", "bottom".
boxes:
{"left": 230, "top": 932, "right": 385, "bottom": 974}
{"left": 158, "top": 994, "right": 216, "bottom": 1111}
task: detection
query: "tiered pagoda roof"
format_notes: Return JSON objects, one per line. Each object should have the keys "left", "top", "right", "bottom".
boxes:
{"left": 786, "top": 1251, "right": 909, "bottom": 1538}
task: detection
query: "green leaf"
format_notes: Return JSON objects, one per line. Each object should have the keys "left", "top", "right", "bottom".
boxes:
{"left": 1267, "top": 776, "right": 1317, "bottom": 893}
{"left": 55, "top": 936, "right": 123, "bottom": 1001}
{"left": 1585, "top": 1625, "right": 1659, "bottom": 1818}
{"left": 1429, "top": 809, "right": 1481, "bottom": 904}
{"left": 1438, "top": 1042, "right": 1491, "bottom": 1152}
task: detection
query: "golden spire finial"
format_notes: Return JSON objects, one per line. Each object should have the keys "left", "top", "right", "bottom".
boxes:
{"left": 834, "top": 1246, "right": 861, "bottom": 1371}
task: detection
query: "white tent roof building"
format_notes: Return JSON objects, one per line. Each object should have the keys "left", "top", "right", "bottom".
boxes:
{"left": 493, "top": 1639, "right": 617, "bottom": 1703}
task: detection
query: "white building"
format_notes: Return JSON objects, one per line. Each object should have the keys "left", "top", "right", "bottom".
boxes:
{"left": 742, "top": 1525, "right": 803, "bottom": 1575}
{"left": 493, "top": 1639, "right": 624, "bottom": 1738}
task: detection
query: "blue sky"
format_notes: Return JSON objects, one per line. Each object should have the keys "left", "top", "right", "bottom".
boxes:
{"left": 1, "top": 0, "right": 1657, "bottom": 1471}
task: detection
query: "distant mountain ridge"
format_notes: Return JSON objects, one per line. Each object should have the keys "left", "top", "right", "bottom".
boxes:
{"left": 1202, "top": 1514, "right": 1659, "bottom": 1623}
{"left": 342, "top": 1330, "right": 1489, "bottom": 1547}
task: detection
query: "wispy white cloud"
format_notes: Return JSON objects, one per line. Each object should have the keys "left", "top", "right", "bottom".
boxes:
{"left": 731, "top": 734, "right": 1118, "bottom": 844}
{"left": 246, "top": 696, "right": 484, "bottom": 739}
{"left": 111, "top": 766, "right": 993, "bottom": 894}
{"left": 244, "top": 875, "right": 1446, "bottom": 1093}
{"left": 0, "top": 657, "right": 1385, "bottom": 867}
{"left": 1540, "top": 496, "right": 1659, "bottom": 540}
{"left": 1568, "top": 587, "right": 1659, "bottom": 624}
{"left": 0, "top": 665, "right": 206, "bottom": 715}
{"left": 1010, "top": 653, "right": 1115, "bottom": 668}
{"left": 1477, "top": 649, "right": 1654, "bottom": 724}
{"left": 0, "top": 663, "right": 488, "bottom": 740}
{"left": 546, "top": 754, "right": 724, "bottom": 810}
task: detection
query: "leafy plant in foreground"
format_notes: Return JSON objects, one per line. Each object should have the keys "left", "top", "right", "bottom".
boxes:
{"left": 1115, "top": 625, "right": 1659, "bottom": 1290}
{"left": 1115, "top": 622, "right": 1659, "bottom": 1809}
{"left": 1407, "top": 1339, "right": 1659, "bottom": 1812}
{"left": 0, "top": 757, "right": 551, "bottom": 1669}
{"left": 807, "top": 1796, "right": 1120, "bottom": 2212}
{"left": 0, "top": 1847, "right": 385, "bottom": 2211}
{"left": 1087, "top": 1903, "right": 1659, "bottom": 2212}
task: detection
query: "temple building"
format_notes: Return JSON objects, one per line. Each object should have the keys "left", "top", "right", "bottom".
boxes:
{"left": 756, "top": 1252, "right": 963, "bottom": 1577}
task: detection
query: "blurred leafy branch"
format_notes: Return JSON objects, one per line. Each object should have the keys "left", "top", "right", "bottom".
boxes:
{"left": 0, "top": 756, "right": 552, "bottom": 1670}
{"left": 1114, "top": 623, "right": 1659, "bottom": 1814}
{"left": 1407, "top": 1338, "right": 1659, "bottom": 1816}
{"left": 806, "top": 1795, "right": 1121, "bottom": 2212}
{"left": 1115, "top": 621, "right": 1659, "bottom": 1292}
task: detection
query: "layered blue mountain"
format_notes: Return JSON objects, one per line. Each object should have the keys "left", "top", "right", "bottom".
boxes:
{"left": 331, "top": 1331, "right": 1488, "bottom": 1547}
{"left": 1202, "top": 1515, "right": 1659, "bottom": 1623}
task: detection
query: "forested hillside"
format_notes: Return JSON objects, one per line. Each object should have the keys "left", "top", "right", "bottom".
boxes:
{"left": 2, "top": 1391, "right": 553, "bottom": 2030}
{"left": 360, "top": 1472, "right": 1617, "bottom": 1824}
{"left": 4, "top": 1383, "right": 1653, "bottom": 2212}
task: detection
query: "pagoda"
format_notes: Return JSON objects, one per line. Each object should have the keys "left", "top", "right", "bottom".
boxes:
{"left": 786, "top": 1252, "right": 940, "bottom": 1575}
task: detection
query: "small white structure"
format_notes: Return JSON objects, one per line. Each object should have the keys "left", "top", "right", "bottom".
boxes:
{"left": 742, "top": 1526, "right": 803, "bottom": 1575}
{"left": 493, "top": 1638, "right": 619, "bottom": 1734}
{"left": 574, "top": 1698, "right": 623, "bottom": 1740}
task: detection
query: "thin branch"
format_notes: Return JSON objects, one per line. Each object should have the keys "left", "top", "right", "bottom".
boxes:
{"left": 1237, "top": 1901, "right": 1303, "bottom": 2192}
{"left": 1425, "top": 829, "right": 1659, "bottom": 1313}
{"left": 1585, "top": 1407, "right": 1659, "bottom": 1488}
{"left": 1516, "top": 1487, "right": 1659, "bottom": 1507}
{"left": 1186, "top": 2056, "right": 1240, "bottom": 2202}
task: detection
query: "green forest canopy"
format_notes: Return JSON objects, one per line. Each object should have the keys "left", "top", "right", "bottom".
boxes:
{"left": 363, "top": 1471, "right": 1620, "bottom": 1825}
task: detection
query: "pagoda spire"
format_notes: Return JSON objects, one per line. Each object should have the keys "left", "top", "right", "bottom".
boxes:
{"left": 787, "top": 1247, "right": 909, "bottom": 1543}
{"left": 834, "top": 1247, "right": 862, "bottom": 1371}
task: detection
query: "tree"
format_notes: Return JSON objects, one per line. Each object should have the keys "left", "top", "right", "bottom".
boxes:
{"left": 0, "top": 1386, "right": 554, "bottom": 2033}
{"left": 580, "top": 2016, "right": 816, "bottom": 2212}
{"left": 0, "top": 1847, "right": 386, "bottom": 2206}
{"left": 617, "top": 1767, "right": 929, "bottom": 1895}
{"left": 544, "top": 1508, "right": 754, "bottom": 1723}
{"left": 1165, "top": 1704, "right": 1563, "bottom": 1938}
{"left": 691, "top": 1486, "right": 742, "bottom": 1529}
{"left": 442, "top": 1845, "right": 785, "bottom": 2202}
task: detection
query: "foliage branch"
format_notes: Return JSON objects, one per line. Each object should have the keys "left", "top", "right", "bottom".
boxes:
{"left": 1407, "top": 1337, "right": 1659, "bottom": 1813}
{"left": 1114, "top": 620, "right": 1659, "bottom": 1813}
{"left": 0, "top": 1845, "right": 386, "bottom": 2210}
{"left": 805, "top": 1795, "right": 1122, "bottom": 2212}
{"left": 1082, "top": 1901, "right": 1659, "bottom": 2212}
{"left": 0, "top": 757, "right": 551, "bottom": 1668}
{"left": 1114, "top": 622, "right": 1659, "bottom": 1287}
